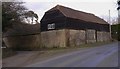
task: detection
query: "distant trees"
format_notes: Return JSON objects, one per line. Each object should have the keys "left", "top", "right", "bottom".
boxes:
{"left": 117, "top": 0, "right": 120, "bottom": 10}
{"left": 117, "top": 0, "right": 120, "bottom": 24}
{"left": 100, "top": 16, "right": 118, "bottom": 25}
{"left": 111, "top": 0, "right": 120, "bottom": 41}
{"left": 24, "top": 11, "right": 39, "bottom": 24}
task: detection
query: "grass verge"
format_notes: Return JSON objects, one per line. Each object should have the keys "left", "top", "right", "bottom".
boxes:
{"left": 40, "top": 41, "right": 116, "bottom": 51}
{"left": 2, "top": 48, "right": 17, "bottom": 59}
{"left": 2, "top": 41, "right": 116, "bottom": 59}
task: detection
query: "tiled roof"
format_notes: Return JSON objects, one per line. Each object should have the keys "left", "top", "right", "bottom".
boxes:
{"left": 47, "top": 5, "right": 108, "bottom": 24}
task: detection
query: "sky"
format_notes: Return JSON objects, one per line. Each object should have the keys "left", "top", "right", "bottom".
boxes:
{"left": 22, "top": 0, "right": 118, "bottom": 24}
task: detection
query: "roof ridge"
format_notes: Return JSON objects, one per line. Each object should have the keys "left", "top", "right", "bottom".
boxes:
{"left": 57, "top": 5, "right": 95, "bottom": 16}
{"left": 48, "top": 5, "right": 94, "bottom": 15}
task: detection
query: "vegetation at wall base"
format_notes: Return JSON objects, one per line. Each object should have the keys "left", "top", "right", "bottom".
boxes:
{"left": 2, "top": 48, "right": 17, "bottom": 58}
{"left": 39, "top": 41, "right": 114, "bottom": 51}
{"left": 2, "top": 41, "right": 115, "bottom": 59}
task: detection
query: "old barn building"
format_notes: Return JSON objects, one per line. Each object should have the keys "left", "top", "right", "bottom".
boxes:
{"left": 40, "top": 5, "right": 110, "bottom": 48}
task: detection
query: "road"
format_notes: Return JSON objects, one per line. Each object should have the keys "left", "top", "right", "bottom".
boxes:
{"left": 27, "top": 42, "right": 118, "bottom": 67}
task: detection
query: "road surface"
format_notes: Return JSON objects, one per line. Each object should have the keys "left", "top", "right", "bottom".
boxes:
{"left": 27, "top": 42, "right": 118, "bottom": 67}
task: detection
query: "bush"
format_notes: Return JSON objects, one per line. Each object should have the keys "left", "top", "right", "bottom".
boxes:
{"left": 2, "top": 48, "right": 17, "bottom": 58}
{"left": 111, "top": 24, "right": 120, "bottom": 41}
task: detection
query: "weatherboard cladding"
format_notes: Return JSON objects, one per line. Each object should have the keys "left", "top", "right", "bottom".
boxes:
{"left": 41, "top": 5, "right": 109, "bottom": 32}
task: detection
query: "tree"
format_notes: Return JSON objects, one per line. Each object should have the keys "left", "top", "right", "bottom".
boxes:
{"left": 117, "top": 0, "right": 120, "bottom": 24}
{"left": 0, "top": 2, "right": 2, "bottom": 33}
{"left": 2, "top": 1, "right": 27, "bottom": 32}
{"left": 117, "top": 0, "right": 120, "bottom": 10}
{"left": 34, "top": 13, "right": 38, "bottom": 23}
{"left": 111, "top": 0, "right": 120, "bottom": 41}
{"left": 24, "top": 11, "right": 39, "bottom": 24}
{"left": 111, "top": 24, "right": 120, "bottom": 41}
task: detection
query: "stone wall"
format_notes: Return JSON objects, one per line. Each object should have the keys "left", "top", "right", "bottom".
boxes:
{"left": 3, "top": 34, "right": 41, "bottom": 50}
{"left": 103, "top": 32, "right": 110, "bottom": 41}
{"left": 41, "top": 29, "right": 66, "bottom": 48}
{"left": 97, "top": 31, "right": 110, "bottom": 42}
{"left": 41, "top": 29, "right": 86, "bottom": 48}
{"left": 86, "top": 29, "right": 96, "bottom": 43}
{"left": 69, "top": 29, "right": 86, "bottom": 46}
{"left": 97, "top": 31, "right": 103, "bottom": 42}
{"left": 41, "top": 29, "right": 110, "bottom": 48}
{"left": 3, "top": 29, "right": 110, "bottom": 50}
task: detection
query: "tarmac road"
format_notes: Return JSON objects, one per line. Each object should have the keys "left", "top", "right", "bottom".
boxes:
{"left": 27, "top": 42, "right": 118, "bottom": 67}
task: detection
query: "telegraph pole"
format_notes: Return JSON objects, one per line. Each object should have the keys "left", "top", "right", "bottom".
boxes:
{"left": 109, "top": 10, "right": 112, "bottom": 40}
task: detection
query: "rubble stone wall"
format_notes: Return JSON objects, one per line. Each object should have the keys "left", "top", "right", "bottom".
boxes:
{"left": 41, "top": 29, "right": 66, "bottom": 48}
{"left": 86, "top": 29, "right": 96, "bottom": 43}
{"left": 69, "top": 29, "right": 86, "bottom": 46}
{"left": 3, "top": 34, "right": 41, "bottom": 50}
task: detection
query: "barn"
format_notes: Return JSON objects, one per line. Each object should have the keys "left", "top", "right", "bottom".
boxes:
{"left": 40, "top": 5, "right": 110, "bottom": 48}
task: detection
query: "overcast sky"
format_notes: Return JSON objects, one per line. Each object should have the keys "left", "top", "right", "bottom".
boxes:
{"left": 22, "top": 0, "right": 118, "bottom": 23}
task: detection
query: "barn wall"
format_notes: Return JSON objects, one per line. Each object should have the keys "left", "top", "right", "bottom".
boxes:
{"left": 66, "top": 18, "right": 110, "bottom": 32}
{"left": 69, "top": 29, "right": 86, "bottom": 47}
{"left": 41, "top": 29, "right": 66, "bottom": 48}
{"left": 40, "top": 29, "right": 110, "bottom": 48}
{"left": 103, "top": 32, "right": 110, "bottom": 41}
{"left": 86, "top": 29, "right": 96, "bottom": 43}
{"left": 41, "top": 10, "right": 66, "bottom": 32}
{"left": 97, "top": 31, "right": 110, "bottom": 42}
{"left": 3, "top": 34, "right": 41, "bottom": 50}
{"left": 97, "top": 31, "right": 103, "bottom": 42}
